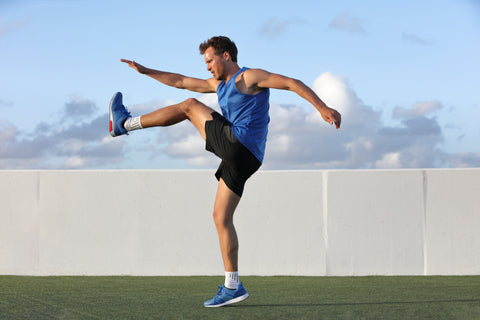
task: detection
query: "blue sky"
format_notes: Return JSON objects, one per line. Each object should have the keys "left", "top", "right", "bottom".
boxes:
{"left": 1, "top": 0, "right": 479, "bottom": 169}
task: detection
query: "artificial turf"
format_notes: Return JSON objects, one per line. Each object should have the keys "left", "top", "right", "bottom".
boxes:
{"left": 1, "top": 276, "right": 479, "bottom": 319}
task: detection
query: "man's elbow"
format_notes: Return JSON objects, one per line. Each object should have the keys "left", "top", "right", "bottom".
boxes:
{"left": 173, "top": 78, "right": 187, "bottom": 90}
{"left": 287, "top": 78, "right": 305, "bottom": 91}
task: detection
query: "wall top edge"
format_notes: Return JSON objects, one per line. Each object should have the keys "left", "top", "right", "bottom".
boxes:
{"left": 0, "top": 168, "right": 478, "bottom": 174}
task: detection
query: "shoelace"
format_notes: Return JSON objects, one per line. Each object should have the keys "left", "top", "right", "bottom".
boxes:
{"left": 119, "top": 105, "right": 132, "bottom": 118}
{"left": 215, "top": 286, "right": 224, "bottom": 296}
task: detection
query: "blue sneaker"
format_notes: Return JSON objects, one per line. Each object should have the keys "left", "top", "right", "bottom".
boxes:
{"left": 204, "top": 282, "right": 249, "bottom": 308}
{"left": 109, "top": 92, "right": 131, "bottom": 137}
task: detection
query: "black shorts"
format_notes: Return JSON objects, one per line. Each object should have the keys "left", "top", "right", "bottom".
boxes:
{"left": 205, "top": 112, "right": 261, "bottom": 197}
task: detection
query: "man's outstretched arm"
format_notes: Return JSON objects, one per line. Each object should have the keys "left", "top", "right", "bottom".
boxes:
{"left": 120, "top": 59, "right": 218, "bottom": 94}
{"left": 245, "top": 69, "right": 341, "bottom": 129}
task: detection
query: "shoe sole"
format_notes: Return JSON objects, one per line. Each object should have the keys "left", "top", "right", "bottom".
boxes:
{"left": 109, "top": 93, "right": 119, "bottom": 137}
{"left": 204, "top": 293, "right": 249, "bottom": 308}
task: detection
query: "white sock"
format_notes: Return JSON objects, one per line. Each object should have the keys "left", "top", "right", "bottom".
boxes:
{"left": 225, "top": 271, "right": 239, "bottom": 290}
{"left": 123, "top": 116, "right": 143, "bottom": 132}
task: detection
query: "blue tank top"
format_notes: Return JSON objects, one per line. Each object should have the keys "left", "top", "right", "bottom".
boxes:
{"left": 217, "top": 67, "right": 270, "bottom": 163}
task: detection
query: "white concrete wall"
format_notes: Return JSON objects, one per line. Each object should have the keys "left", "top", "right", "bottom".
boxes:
{"left": 1, "top": 169, "right": 479, "bottom": 276}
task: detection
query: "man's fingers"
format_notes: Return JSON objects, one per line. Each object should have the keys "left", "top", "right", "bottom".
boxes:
{"left": 120, "top": 59, "right": 134, "bottom": 66}
{"left": 335, "top": 115, "right": 341, "bottom": 129}
{"left": 326, "top": 112, "right": 341, "bottom": 129}
{"left": 332, "top": 111, "right": 341, "bottom": 129}
{"left": 324, "top": 113, "right": 340, "bottom": 128}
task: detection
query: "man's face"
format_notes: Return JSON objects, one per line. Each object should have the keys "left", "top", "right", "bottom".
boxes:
{"left": 204, "top": 46, "right": 225, "bottom": 80}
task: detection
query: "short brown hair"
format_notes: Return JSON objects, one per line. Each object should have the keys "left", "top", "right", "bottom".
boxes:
{"left": 199, "top": 36, "right": 238, "bottom": 62}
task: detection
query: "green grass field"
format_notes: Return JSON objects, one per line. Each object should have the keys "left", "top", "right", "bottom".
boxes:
{"left": 1, "top": 276, "right": 479, "bottom": 319}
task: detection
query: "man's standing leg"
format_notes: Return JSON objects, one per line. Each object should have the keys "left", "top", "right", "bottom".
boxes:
{"left": 213, "top": 178, "right": 241, "bottom": 277}
{"left": 204, "top": 178, "right": 249, "bottom": 307}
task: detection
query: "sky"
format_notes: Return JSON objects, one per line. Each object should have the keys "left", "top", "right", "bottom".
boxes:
{"left": 1, "top": 0, "right": 479, "bottom": 170}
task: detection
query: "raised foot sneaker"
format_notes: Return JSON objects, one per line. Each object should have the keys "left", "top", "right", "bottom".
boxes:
{"left": 204, "top": 282, "right": 249, "bottom": 308}
{"left": 109, "top": 92, "right": 131, "bottom": 137}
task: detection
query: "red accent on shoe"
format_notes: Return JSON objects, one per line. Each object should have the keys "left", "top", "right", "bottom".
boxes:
{"left": 109, "top": 120, "right": 113, "bottom": 132}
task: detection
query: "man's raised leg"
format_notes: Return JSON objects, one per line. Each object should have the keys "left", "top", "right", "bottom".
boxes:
{"left": 110, "top": 93, "right": 214, "bottom": 140}
{"left": 140, "top": 98, "right": 214, "bottom": 140}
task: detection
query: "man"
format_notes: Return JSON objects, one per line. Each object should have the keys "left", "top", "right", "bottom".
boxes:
{"left": 109, "top": 36, "right": 341, "bottom": 307}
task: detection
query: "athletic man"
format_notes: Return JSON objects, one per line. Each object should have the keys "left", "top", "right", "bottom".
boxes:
{"left": 109, "top": 36, "right": 341, "bottom": 307}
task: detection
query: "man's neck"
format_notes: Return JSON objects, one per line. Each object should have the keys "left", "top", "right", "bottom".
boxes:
{"left": 224, "top": 63, "right": 241, "bottom": 83}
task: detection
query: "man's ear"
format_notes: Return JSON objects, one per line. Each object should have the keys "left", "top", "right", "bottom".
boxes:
{"left": 223, "top": 51, "right": 230, "bottom": 61}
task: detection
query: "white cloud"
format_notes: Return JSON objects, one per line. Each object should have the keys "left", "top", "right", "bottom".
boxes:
{"left": 61, "top": 95, "right": 98, "bottom": 122}
{"left": 0, "top": 120, "right": 17, "bottom": 143}
{"left": 393, "top": 101, "right": 443, "bottom": 119}
{"left": 164, "top": 132, "right": 218, "bottom": 167}
{"left": 312, "top": 72, "right": 356, "bottom": 117}
{"left": 375, "top": 152, "right": 402, "bottom": 169}
{"left": 447, "top": 152, "right": 480, "bottom": 167}
{"left": 402, "top": 32, "right": 434, "bottom": 46}
{"left": 64, "top": 156, "right": 87, "bottom": 168}
{"left": 197, "top": 93, "right": 220, "bottom": 110}
{"left": 260, "top": 17, "right": 308, "bottom": 38}
{"left": 129, "top": 98, "right": 173, "bottom": 114}
{"left": 165, "top": 134, "right": 205, "bottom": 157}
{"left": 0, "top": 99, "right": 14, "bottom": 108}
{"left": 268, "top": 133, "right": 292, "bottom": 156}
{"left": 0, "top": 19, "right": 28, "bottom": 36}
{"left": 329, "top": 12, "right": 366, "bottom": 34}
{"left": 186, "top": 155, "right": 219, "bottom": 168}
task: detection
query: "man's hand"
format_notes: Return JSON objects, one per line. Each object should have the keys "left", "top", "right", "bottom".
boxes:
{"left": 321, "top": 107, "right": 342, "bottom": 129}
{"left": 120, "top": 59, "right": 147, "bottom": 74}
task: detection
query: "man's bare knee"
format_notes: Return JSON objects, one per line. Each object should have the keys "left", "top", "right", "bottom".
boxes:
{"left": 213, "top": 210, "right": 233, "bottom": 229}
{"left": 171, "top": 98, "right": 214, "bottom": 140}
{"left": 181, "top": 98, "right": 202, "bottom": 117}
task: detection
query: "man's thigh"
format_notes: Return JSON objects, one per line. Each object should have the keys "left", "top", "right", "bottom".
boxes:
{"left": 184, "top": 98, "right": 216, "bottom": 141}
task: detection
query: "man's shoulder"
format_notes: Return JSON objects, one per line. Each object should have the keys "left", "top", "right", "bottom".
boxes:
{"left": 206, "top": 77, "right": 222, "bottom": 91}
{"left": 238, "top": 68, "right": 270, "bottom": 94}
{"left": 242, "top": 68, "right": 266, "bottom": 75}
{"left": 242, "top": 68, "right": 271, "bottom": 83}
